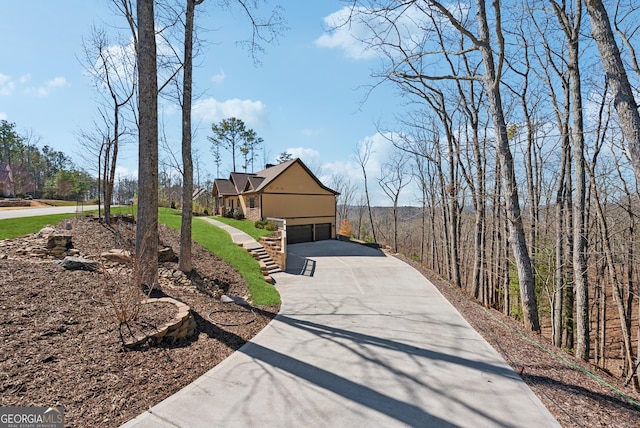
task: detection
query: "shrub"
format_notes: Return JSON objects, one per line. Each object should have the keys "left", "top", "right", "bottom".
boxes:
{"left": 233, "top": 209, "right": 244, "bottom": 220}
{"left": 338, "top": 218, "right": 352, "bottom": 237}
{"left": 255, "top": 219, "right": 277, "bottom": 231}
{"left": 265, "top": 220, "right": 278, "bottom": 231}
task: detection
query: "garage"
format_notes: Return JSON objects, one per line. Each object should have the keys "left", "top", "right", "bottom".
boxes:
{"left": 314, "top": 223, "right": 332, "bottom": 241}
{"left": 287, "top": 225, "right": 313, "bottom": 244}
{"left": 287, "top": 223, "right": 333, "bottom": 244}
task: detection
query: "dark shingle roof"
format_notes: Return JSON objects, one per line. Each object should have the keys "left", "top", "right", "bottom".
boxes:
{"left": 213, "top": 178, "right": 237, "bottom": 196}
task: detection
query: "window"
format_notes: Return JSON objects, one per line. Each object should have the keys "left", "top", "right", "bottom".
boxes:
{"left": 249, "top": 197, "right": 255, "bottom": 209}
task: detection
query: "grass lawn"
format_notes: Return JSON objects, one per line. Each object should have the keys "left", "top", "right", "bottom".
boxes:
{"left": 0, "top": 214, "right": 81, "bottom": 240}
{"left": 160, "top": 209, "right": 281, "bottom": 305}
{"left": 212, "top": 216, "right": 274, "bottom": 241}
{"left": 0, "top": 207, "right": 281, "bottom": 306}
{"left": 0, "top": 206, "right": 135, "bottom": 240}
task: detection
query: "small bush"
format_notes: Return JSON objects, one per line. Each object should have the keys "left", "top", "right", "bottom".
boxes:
{"left": 233, "top": 210, "right": 245, "bottom": 220}
{"left": 255, "top": 219, "right": 277, "bottom": 231}
{"left": 265, "top": 220, "right": 277, "bottom": 231}
{"left": 338, "top": 218, "right": 352, "bottom": 237}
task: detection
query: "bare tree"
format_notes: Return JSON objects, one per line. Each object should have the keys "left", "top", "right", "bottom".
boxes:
{"left": 343, "top": 0, "right": 540, "bottom": 330}
{"left": 584, "top": 0, "right": 640, "bottom": 181}
{"left": 354, "top": 138, "right": 378, "bottom": 243}
{"left": 178, "top": 0, "right": 205, "bottom": 274}
{"left": 136, "top": 0, "right": 159, "bottom": 289}
{"left": 81, "top": 27, "right": 136, "bottom": 224}
{"left": 331, "top": 173, "right": 358, "bottom": 226}
{"left": 378, "top": 148, "right": 411, "bottom": 253}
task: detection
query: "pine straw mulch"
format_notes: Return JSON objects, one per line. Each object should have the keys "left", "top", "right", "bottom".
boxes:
{"left": 396, "top": 254, "right": 640, "bottom": 428}
{"left": 0, "top": 216, "right": 279, "bottom": 427}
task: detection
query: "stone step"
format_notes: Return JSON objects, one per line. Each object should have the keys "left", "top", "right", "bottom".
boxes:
{"left": 251, "top": 247, "right": 282, "bottom": 276}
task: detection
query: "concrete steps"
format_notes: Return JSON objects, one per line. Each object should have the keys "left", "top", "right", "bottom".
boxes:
{"left": 250, "top": 246, "right": 282, "bottom": 275}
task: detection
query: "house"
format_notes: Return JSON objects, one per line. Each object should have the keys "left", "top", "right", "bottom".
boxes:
{"left": 212, "top": 158, "right": 338, "bottom": 244}
{"left": 0, "top": 163, "right": 15, "bottom": 197}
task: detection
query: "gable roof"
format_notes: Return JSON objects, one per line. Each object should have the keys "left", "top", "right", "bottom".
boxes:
{"left": 229, "top": 172, "right": 254, "bottom": 193}
{"left": 213, "top": 178, "right": 237, "bottom": 196}
{"left": 246, "top": 176, "right": 264, "bottom": 191}
{"left": 252, "top": 158, "right": 339, "bottom": 195}
{"left": 213, "top": 158, "right": 339, "bottom": 197}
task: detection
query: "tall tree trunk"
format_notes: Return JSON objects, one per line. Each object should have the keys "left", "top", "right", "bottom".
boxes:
{"left": 136, "top": 0, "right": 159, "bottom": 288}
{"left": 553, "top": 133, "right": 569, "bottom": 348}
{"left": 179, "top": 0, "right": 201, "bottom": 274}
{"left": 584, "top": 0, "right": 640, "bottom": 181}
{"left": 475, "top": 0, "right": 540, "bottom": 330}
{"left": 559, "top": 1, "right": 591, "bottom": 361}
{"left": 590, "top": 172, "right": 636, "bottom": 385}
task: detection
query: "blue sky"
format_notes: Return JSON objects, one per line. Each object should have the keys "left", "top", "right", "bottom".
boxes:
{"left": 0, "top": 1, "right": 416, "bottom": 205}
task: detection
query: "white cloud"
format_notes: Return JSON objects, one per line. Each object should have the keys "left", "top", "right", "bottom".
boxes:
{"left": 115, "top": 165, "right": 137, "bottom": 180}
{"left": 320, "top": 132, "right": 420, "bottom": 206}
{"left": 211, "top": 70, "right": 226, "bottom": 85}
{"left": 287, "top": 147, "right": 320, "bottom": 163}
{"left": 19, "top": 74, "right": 30, "bottom": 84}
{"left": 0, "top": 112, "right": 7, "bottom": 120}
{"left": 314, "top": 7, "right": 377, "bottom": 60}
{"left": 315, "top": 5, "right": 434, "bottom": 62}
{"left": 192, "top": 97, "right": 268, "bottom": 128}
{"left": 93, "top": 41, "right": 137, "bottom": 88}
{"left": 0, "top": 73, "right": 14, "bottom": 95}
{"left": 27, "top": 76, "right": 69, "bottom": 97}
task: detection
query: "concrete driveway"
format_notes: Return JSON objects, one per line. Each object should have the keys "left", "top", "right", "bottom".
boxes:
{"left": 123, "top": 239, "right": 559, "bottom": 427}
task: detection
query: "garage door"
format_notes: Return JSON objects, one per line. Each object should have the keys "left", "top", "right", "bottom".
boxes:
{"left": 287, "top": 225, "right": 313, "bottom": 244}
{"left": 314, "top": 223, "right": 332, "bottom": 241}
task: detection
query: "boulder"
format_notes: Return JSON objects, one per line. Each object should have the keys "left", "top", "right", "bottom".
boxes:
{"left": 37, "top": 226, "right": 56, "bottom": 238}
{"left": 220, "top": 294, "right": 249, "bottom": 306}
{"left": 158, "top": 246, "right": 176, "bottom": 262}
{"left": 54, "top": 256, "right": 99, "bottom": 271}
{"left": 101, "top": 249, "right": 132, "bottom": 264}
{"left": 46, "top": 234, "right": 72, "bottom": 250}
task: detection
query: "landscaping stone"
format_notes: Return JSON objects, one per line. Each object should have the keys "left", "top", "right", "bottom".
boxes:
{"left": 220, "top": 294, "right": 249, "bottom": 306}
{"left": 46, "top": 234, "right": 72, "bottom": 250}
{"left": 123, "top": 297, "right": 196, "bottom": 348}
{"left": 37, "top": 226, "right": 56, "bottom": 237}
{"left": 101, "top": 249, "right": 132, "bottom": 264}
{"left": 54, "top": 256, "right": 99, "bottom": 271}
{"left": 158, "top": 246, "right": 176, "bottom": 262}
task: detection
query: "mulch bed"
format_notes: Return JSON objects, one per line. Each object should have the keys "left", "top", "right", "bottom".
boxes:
{"left": 396, "top": 254, "right": 640, "bottom": 427}
{"left": 0, "top": 216, "right": 278, "bottom": 427}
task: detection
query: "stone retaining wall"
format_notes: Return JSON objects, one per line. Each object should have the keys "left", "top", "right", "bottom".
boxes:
{"left": 123, "top": 297, "right": 196, "bottom": 348}
{"left": 260, "top": 233, "right": 285, "bottom": 270}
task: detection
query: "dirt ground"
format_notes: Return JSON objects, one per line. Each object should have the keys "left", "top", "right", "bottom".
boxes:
{"left": 1, "top": 215, "right": 639, "bottom": 427}
{"left": 0, "top": 216, "right": 278, "bottom": 427}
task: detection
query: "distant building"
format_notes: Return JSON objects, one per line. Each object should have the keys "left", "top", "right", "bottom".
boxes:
{"left": 0, "top": 163, "right": 15, "bottom": 197}
{"left": 212, "top": 158, "right": 339, "bottom": 244}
